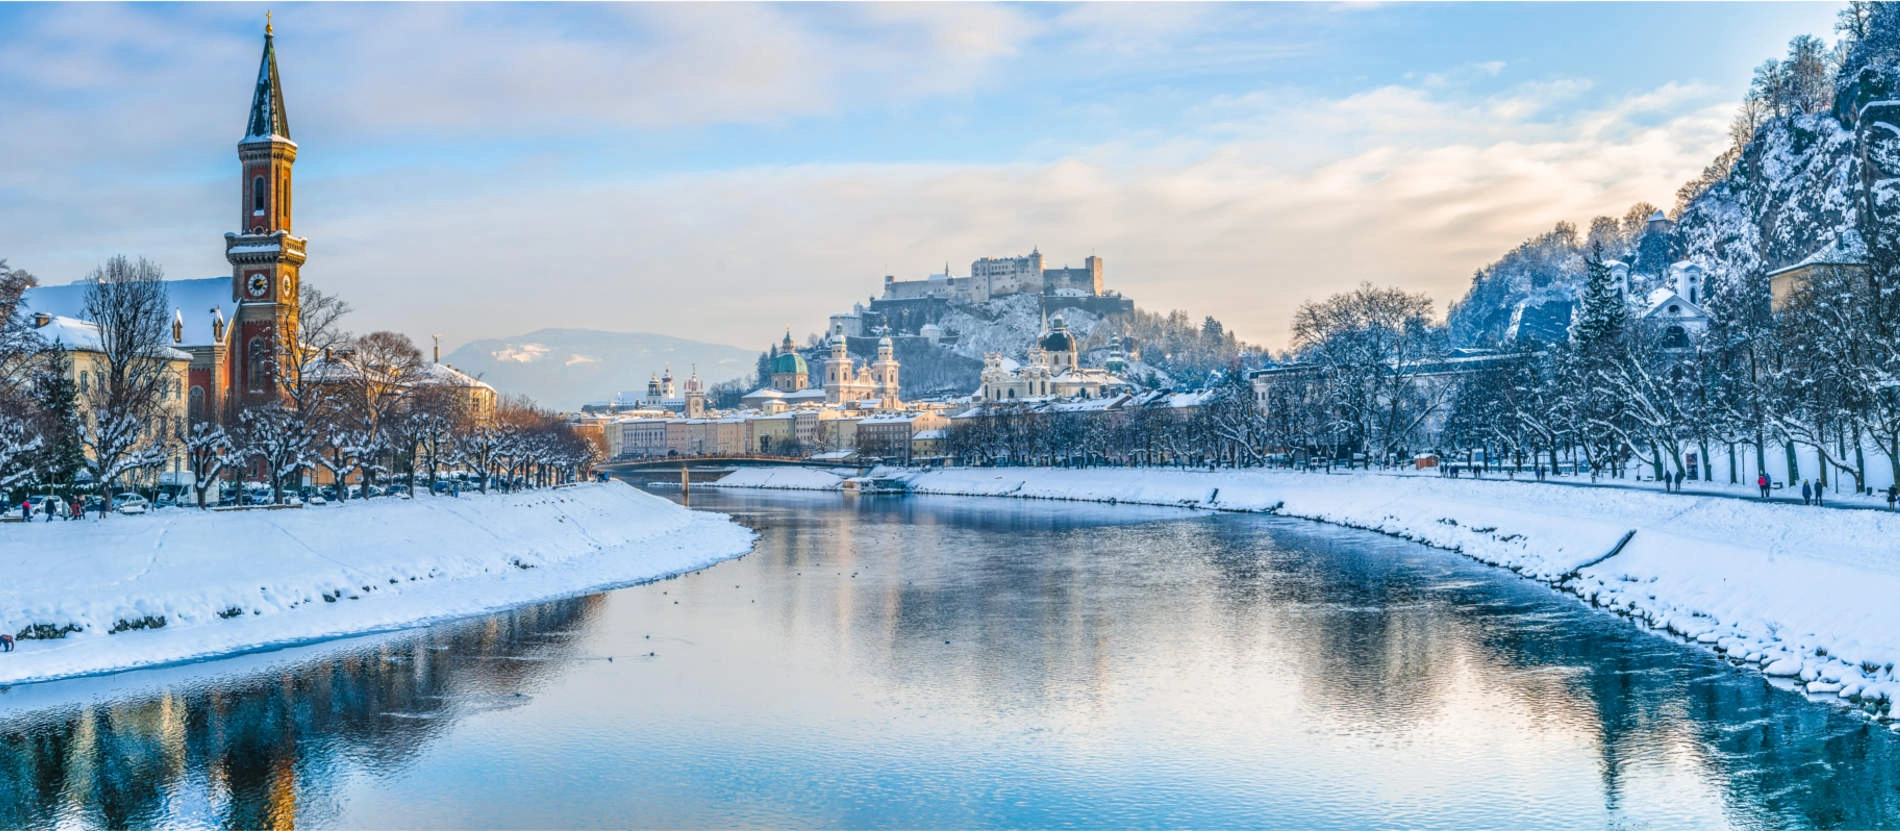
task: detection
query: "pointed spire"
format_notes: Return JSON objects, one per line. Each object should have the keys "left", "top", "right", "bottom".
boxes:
{"left": 245, "top": 19, "right": 291, "bottom": 142}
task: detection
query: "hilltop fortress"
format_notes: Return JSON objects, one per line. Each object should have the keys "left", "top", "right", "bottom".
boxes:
{"left": 831, "top": 248, "right": 1134, "bottom": 341}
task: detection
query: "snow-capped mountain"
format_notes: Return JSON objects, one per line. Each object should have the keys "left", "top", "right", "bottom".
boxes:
{"left": 1448, "top": 27, "right": 1899, "bottom": 347}
{"left": 443, "top": 328, "right": 755, "bottom": 410}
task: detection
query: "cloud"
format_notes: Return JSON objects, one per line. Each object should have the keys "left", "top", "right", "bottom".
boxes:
{"left": 0, "top": 4, "right": 1740, "bottom": 361}
{"left": 251, "top": 76, "right": 1724, "bottom": 354}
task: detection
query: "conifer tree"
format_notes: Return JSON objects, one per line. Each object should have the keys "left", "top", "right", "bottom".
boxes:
{"left": 29, "top": 347, "right": 85, "bottom": 491}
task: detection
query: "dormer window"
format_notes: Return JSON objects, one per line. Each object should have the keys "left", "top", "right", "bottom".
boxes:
{"left": 253, "top": 176, "right": 266, "bottom": 214}
{"left": 1668, "top": 304, "right": 1680, "bottom": 314}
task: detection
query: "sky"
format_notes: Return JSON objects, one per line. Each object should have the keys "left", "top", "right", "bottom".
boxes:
{"left": 0, "top": 2, "right": 1849, "bottom": 355}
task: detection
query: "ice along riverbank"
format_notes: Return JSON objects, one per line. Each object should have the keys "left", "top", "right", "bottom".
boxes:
{"left": 714, "top": 464, "right": 1900, "bottom": 721}
{"left": 0, "top": 482, "right": 754, "bottom": 686}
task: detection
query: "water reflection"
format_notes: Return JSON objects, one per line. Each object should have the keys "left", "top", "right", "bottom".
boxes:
{"left": 0, "top": 597, "right": 602, "bottom": 829}
{"left": 0, "top": 490, "right": 1896, "bottom": 828}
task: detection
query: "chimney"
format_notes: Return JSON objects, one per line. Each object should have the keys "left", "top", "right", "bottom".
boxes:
{"left": 31, "top": 312, "right": 50, "bottom": 329}
{"left": 172, "top": 309, "right": 184, "bottom": 344}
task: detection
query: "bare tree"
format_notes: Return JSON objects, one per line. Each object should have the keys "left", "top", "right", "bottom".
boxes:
{"left": 1291, "top": 283, "right": 1446, "bottom": 464}
{"left": 80, "top": 256, "right": 178, "bottom": 497}
{"left": 281, "top": 282, "right": 353, "bottom": 419}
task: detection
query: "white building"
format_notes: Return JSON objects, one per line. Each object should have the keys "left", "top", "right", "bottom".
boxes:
{"left": 978, "top": 315, "right": 1130, "bottom": 402}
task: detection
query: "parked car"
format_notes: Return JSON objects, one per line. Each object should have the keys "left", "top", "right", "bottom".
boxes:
{"left": 155, "top": 492, "right": 178, "bottom": 509}
{"left": 115, "top": 495, "right": 150, "bottom": 515}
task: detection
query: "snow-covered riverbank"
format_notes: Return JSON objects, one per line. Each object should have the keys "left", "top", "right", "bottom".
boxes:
{"left": 718, "top": 464, "right": 1900, "bottom": 719}
{"left": 0, "top": 482, "right": 754, "bottom": 685}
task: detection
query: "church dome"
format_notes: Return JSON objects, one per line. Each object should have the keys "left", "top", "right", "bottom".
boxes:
{"left": 1040, "top": 316, "right": 1077, "bottom": 352}
{"left": 771, "top": 349, "right": 808, "bottom": 376}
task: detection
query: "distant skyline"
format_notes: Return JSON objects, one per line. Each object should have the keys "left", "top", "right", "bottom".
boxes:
{"left": 0, "top": 2, "right": 1846, "bottom": 354}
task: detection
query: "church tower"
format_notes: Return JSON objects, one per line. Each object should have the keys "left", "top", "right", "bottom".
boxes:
{"left": 871, "top": 335, "right": 901, "bottom": 407}
{"left": 225, "top": 18, "right": 306, "bottom": 410}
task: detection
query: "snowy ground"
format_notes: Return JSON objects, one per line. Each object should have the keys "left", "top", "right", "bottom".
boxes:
{"left": 0, "top": 482, "right": 754, "bottom": 686}
{"left": 718, "top": 464, "right": 1900, "bottom": 721}
{"left": 705, "top": 467, "right": 848, "bottom": 491}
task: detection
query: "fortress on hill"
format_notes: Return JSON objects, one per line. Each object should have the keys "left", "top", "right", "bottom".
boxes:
{"left": 831, "top": 248, "right": 1134, "bottom": 341}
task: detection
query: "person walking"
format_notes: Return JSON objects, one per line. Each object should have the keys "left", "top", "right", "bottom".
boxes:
{"left": 1887, "top": 484, "right": 1897, "bottom": 511}
{"left": 1801, "top": 480, "right": 1813, "bottom": 505}
{"left": 1758, "top": 474, "right": 1771, "bottom": 498}
{"left": 1815, "top": 482, "right": 1826, "bottom": 507}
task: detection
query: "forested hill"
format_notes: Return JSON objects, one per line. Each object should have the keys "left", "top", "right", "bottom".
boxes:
{"left": 1447, "top": 5, "right": 1897, "bottom": 348}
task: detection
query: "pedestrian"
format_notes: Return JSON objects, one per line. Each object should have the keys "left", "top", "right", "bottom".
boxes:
{"left": 69, "top": 497, "right": 80, "bottom": 520}
{"left": 1815, "top": 483, "right": 1826, "bottom": 507}
{"left": 1675, "top": 470, "right": 1685, "bottom": 491}
{"left": 42, "top": 500, "right": 52, "bottom": 522}
{"left": 1801, "top": 480, "right": 1812, "bottom": 505}
{"left": 19, "top": 498, "right": 29, "bottom": 520}
{"left": 1887, "top": 485, "right": 1897, "bottom": 511}
{"left": 1758, "top": 474, "right": 1771, "bottom": 499}
{"left": 0, "top": 634, "right": 12, "bottom": 653}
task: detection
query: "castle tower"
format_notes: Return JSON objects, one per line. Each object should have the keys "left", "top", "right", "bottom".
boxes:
{"left": 225, "top": 18, "right": 306, "bottom": 410}
{"left": 661, "top": 363, "right": 676, "bottom": 398}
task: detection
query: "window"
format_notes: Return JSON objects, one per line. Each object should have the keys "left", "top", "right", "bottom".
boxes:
{"left": 189, "top": 386, "right": 205, "bottom": 419}
{"left": 247, "top": 337, "right": 268, "bottom": 390}
{"left": 253, "top": 176, "right": 266, "bottom": 214}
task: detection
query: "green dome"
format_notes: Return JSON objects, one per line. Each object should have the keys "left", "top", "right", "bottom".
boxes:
{"left": 771, "top": 350, "right": 808, "bottom": 375}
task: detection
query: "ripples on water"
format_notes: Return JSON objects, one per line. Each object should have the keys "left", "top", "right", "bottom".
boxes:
{"left": 0, "top": 489, "right": 1896, "bottom": 829}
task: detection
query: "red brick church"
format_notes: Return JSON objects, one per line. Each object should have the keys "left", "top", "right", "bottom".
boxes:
{"left": 24, "top": 23, "right": 307, "bottom": 423}
{"left": 22, "top": 22, "right": 495, "bottom": 428}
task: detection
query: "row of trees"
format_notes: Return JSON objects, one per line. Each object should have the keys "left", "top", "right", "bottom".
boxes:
{"left": 0, "top": 255, "right": 601, "bottom": 507}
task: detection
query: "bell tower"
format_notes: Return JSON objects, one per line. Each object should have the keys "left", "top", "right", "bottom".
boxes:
{"left": 225, "top": 16, "right": 306, "bottom": 409}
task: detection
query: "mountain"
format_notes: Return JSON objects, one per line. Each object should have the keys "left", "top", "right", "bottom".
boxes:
{"left": 441, "top": 328, "right": 756, "bottom": 410}
{"left": 1448, "top": 19, "right": 1899, "bottom": 347}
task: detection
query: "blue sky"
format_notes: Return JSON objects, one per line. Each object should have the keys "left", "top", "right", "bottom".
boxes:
{"left": 0, "top": 2, "right": 1847, "bottom": 353}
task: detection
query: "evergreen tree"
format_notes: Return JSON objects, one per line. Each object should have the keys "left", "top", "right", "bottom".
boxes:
{"left": 29, "top": 347, "right": 85, "bottom": 491}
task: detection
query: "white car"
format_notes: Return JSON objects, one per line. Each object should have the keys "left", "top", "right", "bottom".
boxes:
{"left": 115, "top": 495, "right": 150, "bottom": 515}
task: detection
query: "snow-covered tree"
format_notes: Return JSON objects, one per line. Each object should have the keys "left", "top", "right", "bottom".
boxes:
{"left": 79, "top": 256, "right": 179, "bottom": 497}
{"left": 183, "top": 422, "right": 233, "bottom": 509}
{"left": 233, "top": 402, "right": 315, "bottom": 505}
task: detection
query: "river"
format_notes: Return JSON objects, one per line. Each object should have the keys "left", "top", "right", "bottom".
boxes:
{"left": 0, "top": 486, "right": 1896, "bottom": 828}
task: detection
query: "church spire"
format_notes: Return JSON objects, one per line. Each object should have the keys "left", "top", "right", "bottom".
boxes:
{"left": 244, "top": 20, "right": 291, "bottom": 142}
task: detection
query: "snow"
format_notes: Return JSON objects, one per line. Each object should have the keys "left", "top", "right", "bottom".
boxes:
{"left": 708, "top": 466, "right": 847, "bottom": 491}
{"left": 720, "top": 464, "right": 1900, "bottom": 719}
{"left": 22, "top": 277, "right": 236, "bottom": 349}
{"left": 0, "top": 482, "right": 753, "bottom": 685}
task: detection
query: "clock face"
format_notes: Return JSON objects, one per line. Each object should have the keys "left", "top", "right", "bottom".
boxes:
{"left": 247, "top": 273, "right": 269, "bottom": 298}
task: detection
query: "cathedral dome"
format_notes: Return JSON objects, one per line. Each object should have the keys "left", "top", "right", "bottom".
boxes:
{"left": 1040, "top": 316, "right": 1077, "bottom": 352}
{"left": 771, "top": 349, "right": 808, "bottom": 376}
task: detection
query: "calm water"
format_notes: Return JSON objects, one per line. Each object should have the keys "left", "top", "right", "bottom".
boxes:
{"left": 1, "top": 487, "right": 1898, "bottom": 829}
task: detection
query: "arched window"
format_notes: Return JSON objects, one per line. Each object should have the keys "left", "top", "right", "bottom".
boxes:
{"left": 247, "top": 337, "right": 268, "bottom": 390}
{"left": 189, "top": 386, "right": 206, "bottom": 420}
{"left": 1663, "top": 325, "right": 1689, "bottom": 350}
{"left": 253, "top": 176, "right": 266, "bottom": 213}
